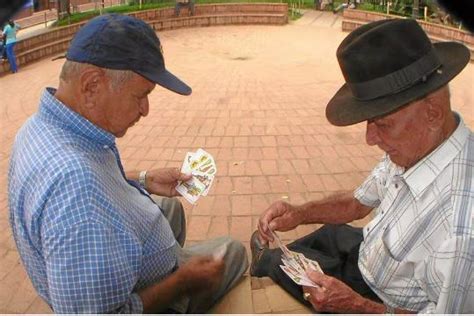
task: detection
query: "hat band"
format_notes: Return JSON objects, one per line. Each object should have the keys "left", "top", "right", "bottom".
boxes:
{"left": 348, "top": 49, "right": 441, "bottom": 101}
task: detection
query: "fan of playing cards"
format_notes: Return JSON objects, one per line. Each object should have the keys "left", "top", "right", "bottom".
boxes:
{"left": 176, "top": 148, "right": 216, "bottom": 204}
{"left": 271, "top": 230, "right": 324, "bottom": 288}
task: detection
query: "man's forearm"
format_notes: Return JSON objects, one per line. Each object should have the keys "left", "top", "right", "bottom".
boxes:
{"left": 354, "top": 297, "right": 415, "bottom": 314}
{"left": 297, "top": 192, "right": 372, "bottom": 225}
{"left": 138, "top": 270, "right": 187, "bottom": 313}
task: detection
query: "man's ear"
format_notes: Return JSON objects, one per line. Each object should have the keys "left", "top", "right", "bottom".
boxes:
{"left": 425, "top": 101, "right": 444, "bottom": 131}
{"left": 79, "top": 67, "right": 105, "bottom": 109}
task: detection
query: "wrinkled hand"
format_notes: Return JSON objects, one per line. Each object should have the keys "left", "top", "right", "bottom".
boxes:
{"left": 178, "top": 256, "right": 225, "bottom": 293}
{"left": 145, "top": 168, "right": 192, "bottom": 197}
{"left": 302, "top": 269, "right": 364, "bottom": 313}
{"left": 257, "top": 200, "right": 303, "bottom": 243}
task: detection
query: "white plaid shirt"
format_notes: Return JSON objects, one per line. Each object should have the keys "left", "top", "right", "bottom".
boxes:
{"left": 355, "top": 114, "right": 473, "bottom": 313}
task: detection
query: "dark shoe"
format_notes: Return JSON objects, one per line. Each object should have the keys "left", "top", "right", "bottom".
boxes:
{"left": 250, "top": 230, "right": 268, "bottom": 277}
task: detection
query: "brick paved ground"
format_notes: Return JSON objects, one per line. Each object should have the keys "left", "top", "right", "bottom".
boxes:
{"left": 0, "top": 10, "right": 472, "bottom": 313}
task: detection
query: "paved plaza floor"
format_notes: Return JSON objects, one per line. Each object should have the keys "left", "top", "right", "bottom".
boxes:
{"left": 0, "top": 10, "right": 472, "bottom": 313}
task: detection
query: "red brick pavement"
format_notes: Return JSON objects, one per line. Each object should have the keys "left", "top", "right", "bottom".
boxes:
{"left": 0, "top": 11, "right": 473, "bottom": 313}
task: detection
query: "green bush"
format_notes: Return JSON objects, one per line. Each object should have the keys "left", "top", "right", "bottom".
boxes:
{"left": 56, "top": 0, "right": 311, "bottom": 26}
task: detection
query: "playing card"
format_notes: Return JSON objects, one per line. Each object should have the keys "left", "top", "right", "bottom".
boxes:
{"left": 195, "top": 158, "right": 217, "bottom": 176}
{"left": 303, "top": 256, "right": 324, "bottom": 274}
{"left": 290, "top": 251, "right": 308, "bottom": 270}
{"left": 181, "top": 152, "right": 195, "bottom": 174}
{"left": 271, "top": 229, "right": 292, "bottom": 259}
{"left": 272, "top": 229, "right": 324, "bottom": 289}
{"left": 192, "top": 171, "right": 214, "bottom": 196}
{"left": 280, "top": 265, "right": 319, "bottom": 288}
{"left": 188, "top": 149, "right": 215, "bottom": 172}
{"left": 175, "top": 177, "right": 207, "bottom": 204}
{"left": 282, "top": 257, "right": 305, "bottom": 275}
{"left": 213, "top": 244, "right": 227, "bottom": 260}
{"left": 176, "top": 148, "right": 217, "bottom": 203}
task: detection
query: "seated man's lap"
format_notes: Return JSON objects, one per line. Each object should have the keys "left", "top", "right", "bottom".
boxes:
{"left": 152, "top": 196, "right": 249, "bottom": 312}
{"left": 260, "top": 224, "right": 380, "bottom": 305}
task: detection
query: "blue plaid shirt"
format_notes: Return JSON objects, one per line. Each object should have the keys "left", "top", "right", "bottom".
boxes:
{"left": 8, "top": 88, "right": 178, "bottom": 313}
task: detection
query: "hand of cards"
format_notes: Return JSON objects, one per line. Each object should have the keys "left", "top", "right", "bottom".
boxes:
{"left": 271, "top": 230, "right": 324, "bottom": 288}
{"left": 176, "top": 148, "right": 217, "bottom": 204}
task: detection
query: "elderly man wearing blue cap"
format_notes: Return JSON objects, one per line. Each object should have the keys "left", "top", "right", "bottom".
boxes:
{"left": 250, "top": 19, "right": 472, "bottom": 313}
{"left": 8, "top": 14, "right": 248, "bottom": 313}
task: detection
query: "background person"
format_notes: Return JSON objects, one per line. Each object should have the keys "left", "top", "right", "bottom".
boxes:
{"left": 2, "top": 19, "right": 20, "bottom": 73}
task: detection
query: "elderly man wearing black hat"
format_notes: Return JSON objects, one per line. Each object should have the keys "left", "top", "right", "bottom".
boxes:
{"left": 8, "top": 14, "right": 248, "bottom": 313}
{"left": 250, "top": 19, "right": 472, "bottom": 313}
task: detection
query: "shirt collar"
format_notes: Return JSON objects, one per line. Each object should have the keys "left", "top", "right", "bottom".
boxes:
{"left": 402, "top": 113, "right": 470, "bottom": 198}
{"left": 38, "top": 88, "right": 115, "bottom": 147}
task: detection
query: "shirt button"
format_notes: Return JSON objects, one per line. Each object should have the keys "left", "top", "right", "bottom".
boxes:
{"left": 103, "top": 145, "right": 109, "bottom": 149}
{"left": 395, "top": 183, "right": 399, "bottom": 189}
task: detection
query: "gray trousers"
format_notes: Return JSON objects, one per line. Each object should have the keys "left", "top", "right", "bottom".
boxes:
{"left": 154, "top": 197, "right": 249, "bottom": 313}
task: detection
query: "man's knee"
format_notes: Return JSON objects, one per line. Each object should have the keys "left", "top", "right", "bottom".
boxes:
{"left": 217, "top": 237, "right": 249, "bottom": 273}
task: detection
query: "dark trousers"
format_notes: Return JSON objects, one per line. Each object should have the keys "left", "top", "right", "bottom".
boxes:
{"left": 174, "top": 1, "right": 195, "bottom": 16}
{"left": 253, "top": 224, "right": 380, "bottom": 307}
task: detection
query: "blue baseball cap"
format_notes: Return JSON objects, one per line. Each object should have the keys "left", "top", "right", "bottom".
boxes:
{"left": 66, "top": 14, "right": 192, "bottom": 95}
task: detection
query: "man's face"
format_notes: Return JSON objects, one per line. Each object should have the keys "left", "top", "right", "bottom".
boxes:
{"left": 365, "top": 97, "right": 435, "bottom": 169}
{"left": 98, "top": 73, "right": 155, "bottom": 138}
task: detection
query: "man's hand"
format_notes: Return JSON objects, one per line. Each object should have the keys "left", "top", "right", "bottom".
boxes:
{"left": 302, "top": 269, "right": 381, "bottom": 313}
{"left": 139, "top": 255, "right": 224, "bottom": 313}
{"left": 145, "top": 168, "right": 192, "bottom": 197}
{"left": 178, "top": 256, "right": 225, "bottom": 293}
{"left": 257, "top": 200, "right": 304, "bottom": 243}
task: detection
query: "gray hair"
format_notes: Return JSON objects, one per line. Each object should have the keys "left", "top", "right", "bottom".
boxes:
{"left": 60, "top": 60, "right": 134, "bottom": 90}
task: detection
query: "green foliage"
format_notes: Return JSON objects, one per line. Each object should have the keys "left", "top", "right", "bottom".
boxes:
{"left": 56, "top": 0, "right": 312, "bottom": 26}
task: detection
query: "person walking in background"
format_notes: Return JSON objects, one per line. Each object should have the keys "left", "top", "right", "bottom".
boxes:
{"left": 2, "top": 20, "right": 20, "bottom": 73}
{"left": 0, "top": 33, "right": 6, "bottom": 61}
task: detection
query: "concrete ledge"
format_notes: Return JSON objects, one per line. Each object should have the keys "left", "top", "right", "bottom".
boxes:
{"left": 342, "top": 9, "right": 474, "bottom": 61}
{"left": 1, "top": 3, "right": 288, "bottom": 75}
{"left": 150, "top": 13, "right": 287, "bottom": 31}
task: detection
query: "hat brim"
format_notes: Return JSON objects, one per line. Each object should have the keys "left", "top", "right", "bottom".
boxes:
{"left": 138, "top": 68, "right": 192, "bottom": 96}
{"left": 326, "top": 42, "right": 470, "bottom": 126}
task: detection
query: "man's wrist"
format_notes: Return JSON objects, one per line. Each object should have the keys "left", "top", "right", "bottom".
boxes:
{"left": 354, "top": 296, "right": 386, "bottom": 313}
{"left": 296, "top": 204, "right": 310, "bottom": 225}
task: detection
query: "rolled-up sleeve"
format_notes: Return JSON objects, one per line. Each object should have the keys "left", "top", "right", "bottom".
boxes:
{"left": 354, "top": 158, "right": 387, "bottom": 208}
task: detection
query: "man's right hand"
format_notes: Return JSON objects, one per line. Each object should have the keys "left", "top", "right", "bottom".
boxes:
{"left": 257, "top": 200, "right": 304, "bottom": 243}
{"left": 178, "top": 256, "right": 225, "bottom": 293}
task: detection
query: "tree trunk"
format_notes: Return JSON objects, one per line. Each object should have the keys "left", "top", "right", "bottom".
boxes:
{"left": 412, "top": 0, "right": 419, "bottom": 18}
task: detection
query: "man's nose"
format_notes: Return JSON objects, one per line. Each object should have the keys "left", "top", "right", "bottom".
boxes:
{"left": 366, "top": 121, "right": 381, "bottom": 146}
{"left": 140, "top": 97, "right": 149, "bottom": 117}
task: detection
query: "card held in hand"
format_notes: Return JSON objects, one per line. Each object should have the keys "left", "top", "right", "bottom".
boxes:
{"left": 271, "top": 230, "right": 324, "bottom": 288}
{"left": 176, "top": 148, "right": 217, "bottom": 204}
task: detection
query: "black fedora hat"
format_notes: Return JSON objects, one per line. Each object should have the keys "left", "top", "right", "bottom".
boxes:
{"left": 326, "top": 18, "right": 470, "bottom": 126}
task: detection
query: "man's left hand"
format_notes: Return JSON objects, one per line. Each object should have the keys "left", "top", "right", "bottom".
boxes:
{"left": 302, "top": 269, "right": 366, "bottom": 313}
{"left": 145, "top": 168, "right": 192, "bottom": 197}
